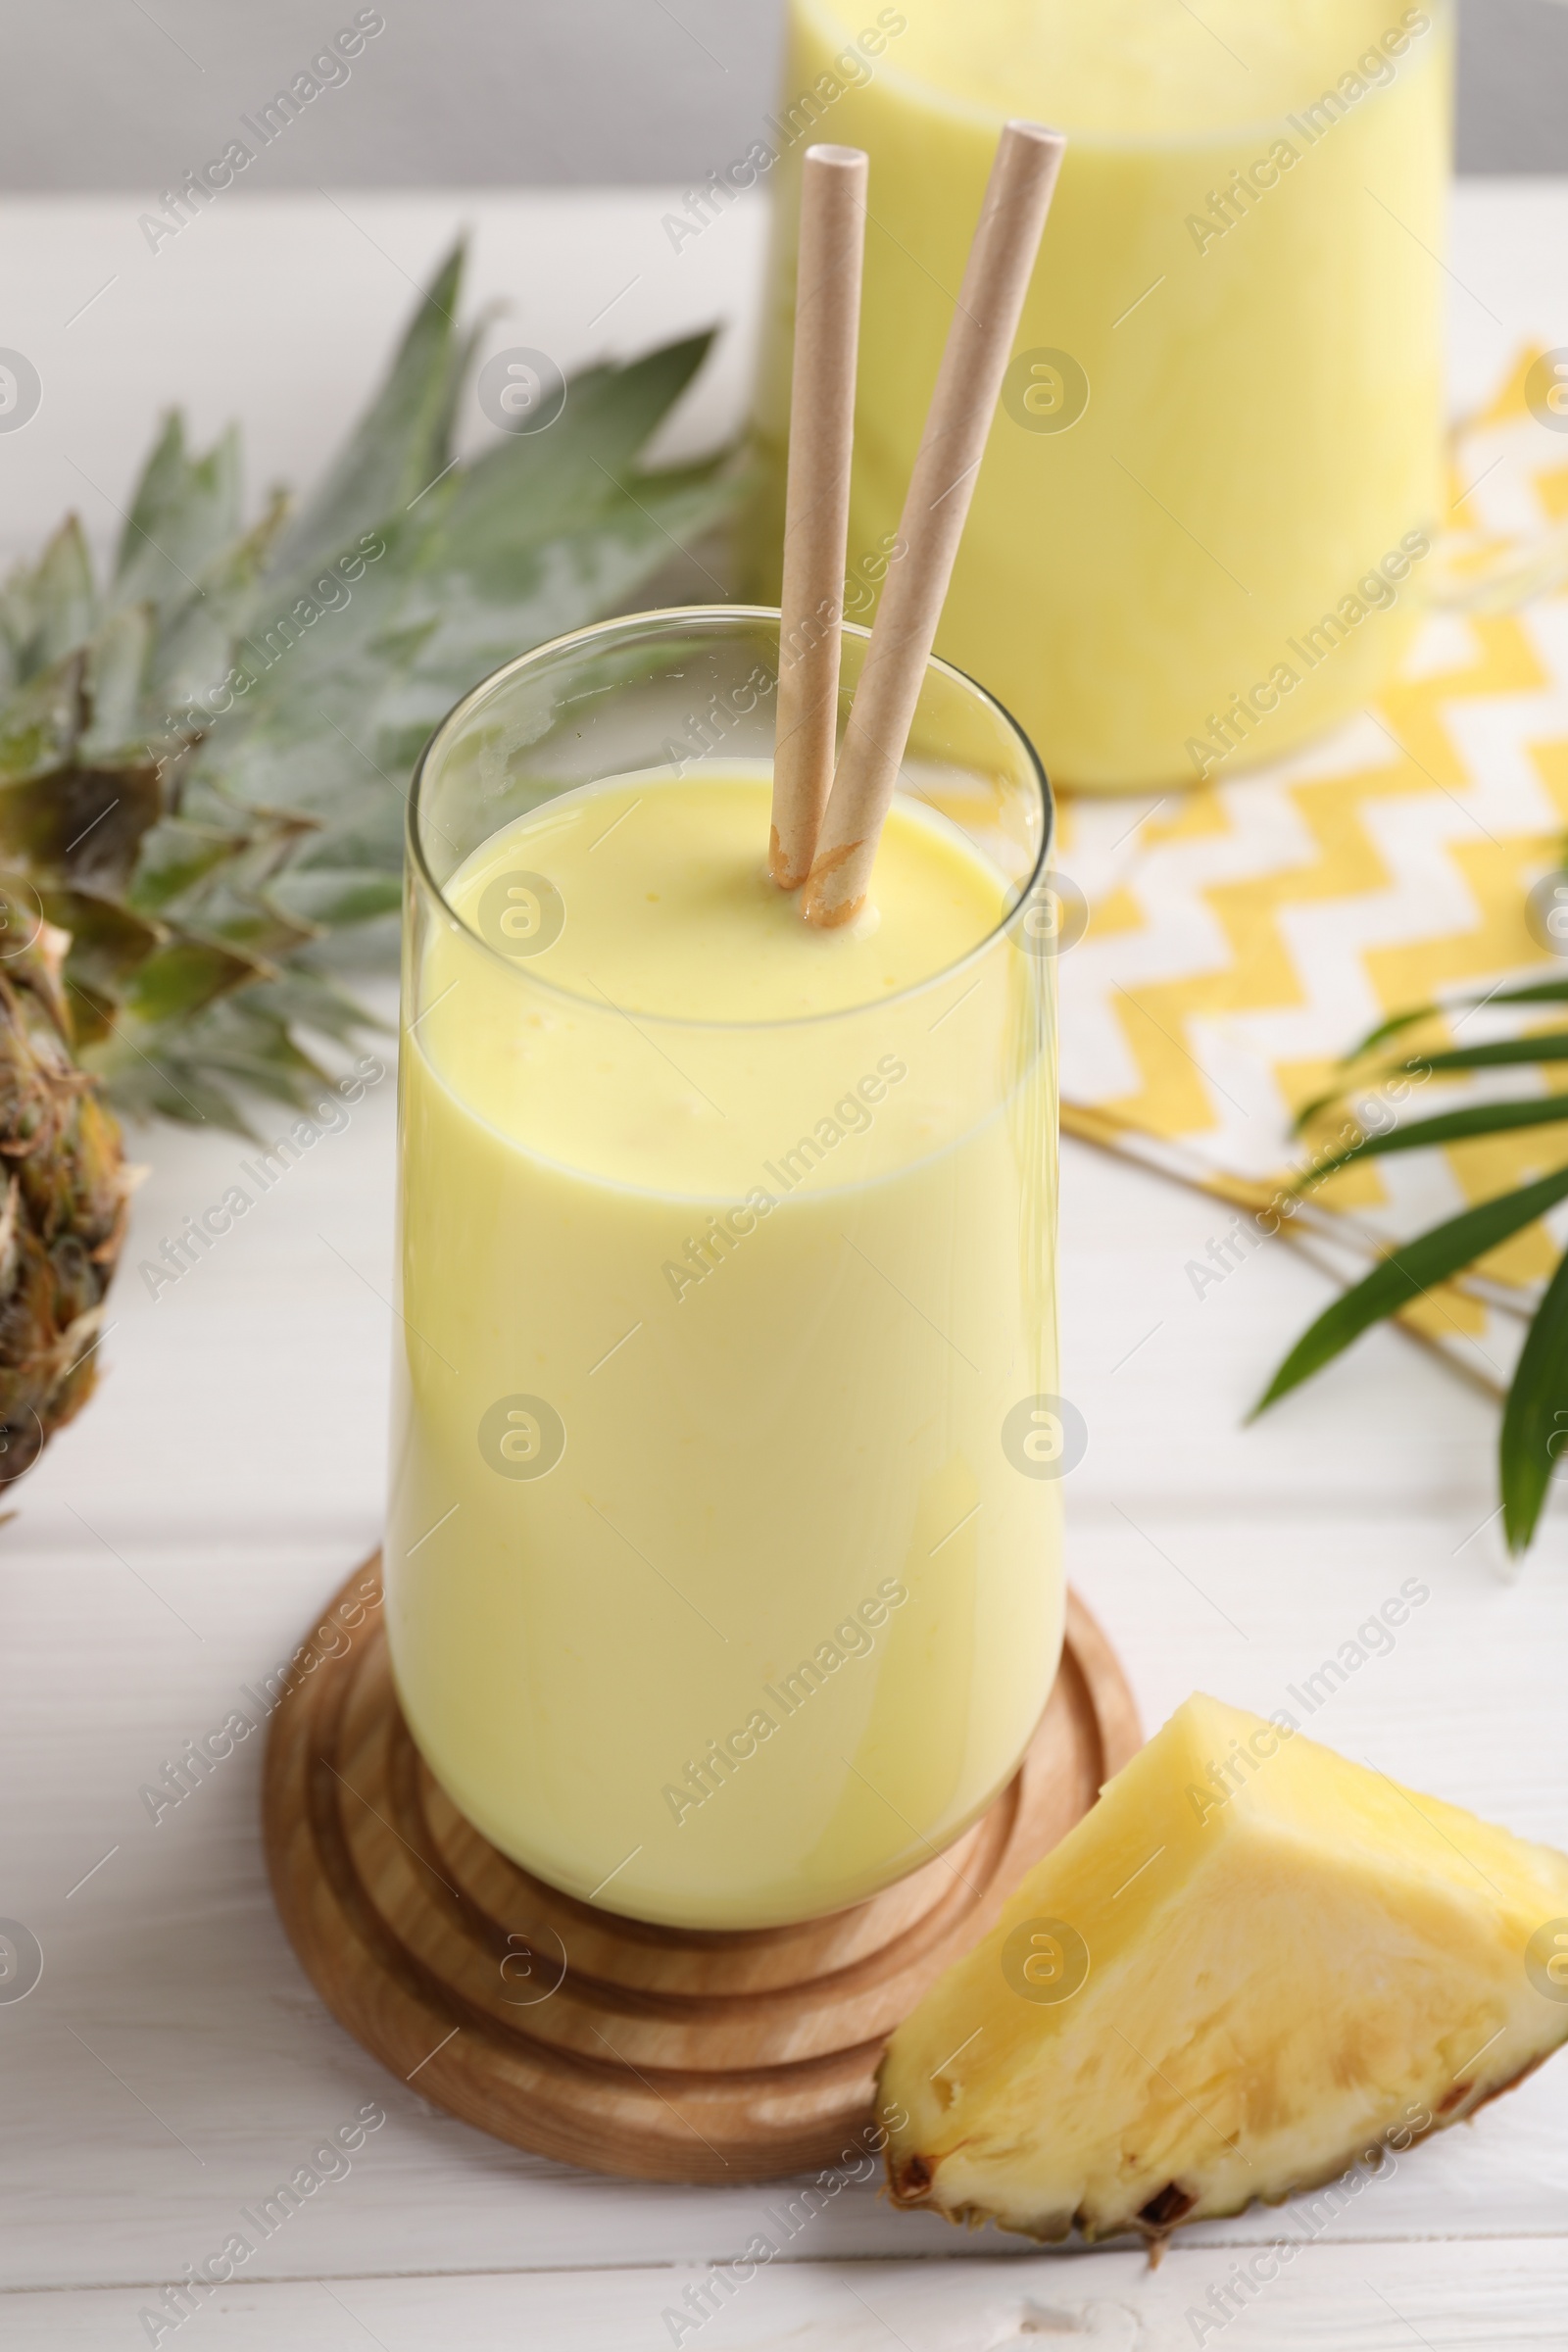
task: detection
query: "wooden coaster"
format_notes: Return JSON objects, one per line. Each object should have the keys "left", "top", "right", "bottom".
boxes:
{"left": 264, "top": 1557, "right": 1140, "bottom": 2183}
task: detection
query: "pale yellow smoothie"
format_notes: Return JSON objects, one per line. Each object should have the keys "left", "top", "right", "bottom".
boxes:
{"left": 386, "top": 766, "right": 1061, "bottom": 1930}
{"left": 750, "top": 0, "right": 1452, "bottom": 787}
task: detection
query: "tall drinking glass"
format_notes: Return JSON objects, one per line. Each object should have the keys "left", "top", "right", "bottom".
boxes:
{"left": 387, "top": 608, "right": 1063, "bottom": 1932}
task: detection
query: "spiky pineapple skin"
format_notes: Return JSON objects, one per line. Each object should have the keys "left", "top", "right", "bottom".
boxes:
{"left": 0, "top": 896, "right": 129, "bottom": 1480}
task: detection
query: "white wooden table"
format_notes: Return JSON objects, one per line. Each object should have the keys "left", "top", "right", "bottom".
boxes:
{"left": 3, "top": 184, "right": 1568, "bottom": 2351}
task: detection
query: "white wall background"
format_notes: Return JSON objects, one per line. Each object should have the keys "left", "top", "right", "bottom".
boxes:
{"left": 0, "top": 0, "right": 1563, "bottom": 190}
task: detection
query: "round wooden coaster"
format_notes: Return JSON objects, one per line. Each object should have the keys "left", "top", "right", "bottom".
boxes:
{"left": 263, "top": 1557, "right": 1140, "bottom": 2183}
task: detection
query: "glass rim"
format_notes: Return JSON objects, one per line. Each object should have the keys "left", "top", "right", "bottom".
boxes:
{"left": 406, "top": 602, "right": 1055, "bottom": 1037}
{"left": 795, "top": 0, "right": 1453, "bottom": 155}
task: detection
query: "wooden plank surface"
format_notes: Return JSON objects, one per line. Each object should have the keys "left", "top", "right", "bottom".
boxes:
{"left": 9, "top": 2248, "right": 1568, "bottom": 2350}
{"left": 1, "top": 182, "right": 1566, "bottom": 2346}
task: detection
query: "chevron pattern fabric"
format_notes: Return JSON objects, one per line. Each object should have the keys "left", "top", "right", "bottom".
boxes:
{"left": 1057, "top": 351, "right": 1568, "bottom": 1386}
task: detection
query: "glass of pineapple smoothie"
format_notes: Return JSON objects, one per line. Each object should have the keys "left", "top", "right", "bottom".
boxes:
{"left": 750, "top": 0, "right": 1453, "bottom": 790}
{"left": 387, "top": 607, "right": 1062, "bottom": 1932}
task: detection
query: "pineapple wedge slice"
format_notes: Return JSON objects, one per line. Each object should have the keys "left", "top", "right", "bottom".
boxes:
{"left": 881, "top": 1693, "right": 1568, "bottom": 2243}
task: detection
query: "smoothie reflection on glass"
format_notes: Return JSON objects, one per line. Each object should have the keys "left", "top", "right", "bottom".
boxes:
{"left": 752, "top": 0, "right": 1453, "bottom": 789}
{"left": 386, "top": 609, "right": 1062, "bottom": 1933}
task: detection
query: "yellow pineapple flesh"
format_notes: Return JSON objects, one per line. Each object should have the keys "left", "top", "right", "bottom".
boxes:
{"left": 881, "top": 1693, "right": 1568, "bottom": 2243}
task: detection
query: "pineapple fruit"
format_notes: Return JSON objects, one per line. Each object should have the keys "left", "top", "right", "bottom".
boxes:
{"left": 0, "top": 902, "right": 131, "bottom": 1483}
{"left": 0, "top": 239, "right": 735, "bottom": 1479}
{"left": 881, "top": 1692, "right": 1568, "bottom": 2243}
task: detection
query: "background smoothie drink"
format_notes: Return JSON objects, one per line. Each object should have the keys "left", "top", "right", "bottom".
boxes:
{"left": 751, "top": 0, "right": 1452, "bottom": 789}
{"left": 386, "top": 614, "right": 1061, "bottom": 1933}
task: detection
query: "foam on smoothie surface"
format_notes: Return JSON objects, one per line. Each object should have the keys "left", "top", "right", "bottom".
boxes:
{"left": 447, "top": 768, "right": 1008, "bottom": 1022}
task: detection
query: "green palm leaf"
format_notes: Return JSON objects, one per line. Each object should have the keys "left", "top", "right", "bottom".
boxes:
{"left": 1340, "top": 1003, "right": 1448, "bottom": 1061}
{"left": 1272, "top": 921, "right": 1568, "bottom": 1550}
{"left": 1479, "top": 978, "right": 1568, "bottom": 1009}
{"left": 1500, "top": 1249, "right": 1568, "bottom": 1553}
{"left": 1350, "top": 977, "right": 1568, "bottom": 1059}
{"left": 1296, "top": 976, "right": 1568, "bottom": 1127}
{"left": 1253, "top": 1162, "right": 1568, "bottom": 1414}
{"left": 1298, "top": 1096, "right": 1568, "bottom": 1187}
{"left": 1407, "top": 1035, "right": 1568, "bottom": 1077}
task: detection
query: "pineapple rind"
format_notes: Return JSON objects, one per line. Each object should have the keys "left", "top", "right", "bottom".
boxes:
{"left": 881, "top": 1694, "right": 1568, "bottom": 2243}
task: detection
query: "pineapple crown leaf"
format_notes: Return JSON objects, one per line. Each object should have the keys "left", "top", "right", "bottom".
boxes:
{"left": 23, "top": 517, "right": 96, "bottom": 676}
{"left": 446, "top": 331, "right": 717, "bottom": 522}
{"left": 81, "top": 606, "right": 159, "bottom": 763}
{"left": 0, "top": 758, "right": 164, "bottom": 899}
{"left": 0, "top": 654, "right": 87, "bottom": 786}
{"left": 0, "top": 234, "right": 741, "bottom": 1130}
{"left": 262, "top": 236, "right": 469, "bottom": 587}
{"left": 111, "top": 415, "right": 246, "bottom": 624}
{"left": 0, "top": 516, "right": 95, "bottom": 697}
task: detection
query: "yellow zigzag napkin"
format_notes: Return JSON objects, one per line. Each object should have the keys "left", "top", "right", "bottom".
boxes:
{"left": 1058, "top": 351, "right": 1568, "bottom": 1393}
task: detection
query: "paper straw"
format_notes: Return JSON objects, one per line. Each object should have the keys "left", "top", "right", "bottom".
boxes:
{"left": 802, "top": 121, "right": 1065, "bottom": 929}
{"left": 770, "top": 144, "right": 869, "bottom": 892}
